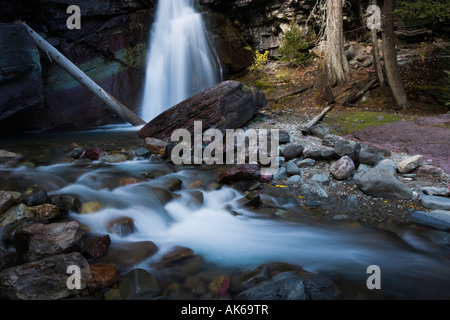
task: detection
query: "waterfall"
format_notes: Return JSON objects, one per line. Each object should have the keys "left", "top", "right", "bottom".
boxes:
{"left": 140, "top": 0, "right": 221, "bottom": 122}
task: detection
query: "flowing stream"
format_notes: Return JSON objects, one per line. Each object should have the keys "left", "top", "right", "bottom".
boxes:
{"left": 140, "top": 0, "right": 221, "bottom": 122}
{"left": 0, "top": 127, "right": 449, "bottom": 300}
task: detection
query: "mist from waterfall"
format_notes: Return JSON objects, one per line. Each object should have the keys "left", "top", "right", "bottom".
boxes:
{"left": 140, "top": 0, "right": 221, "bottom": 122}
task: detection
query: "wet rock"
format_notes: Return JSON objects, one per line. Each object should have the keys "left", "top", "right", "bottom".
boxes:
{"left": 1, "top": 218, "right": 47, "bottom": 246}
{"left": 19, "top": 189, "right": 47, "bottom": 207}
{"left": 119, "top": 177, "right": 142, "bottom": 187}
{"left": 333, "top": 140, "right": 361, "bottom": 163}
{"left": 153, "top": 246, "right": 195, "bottom": 269}
{"left": 278, "top": 130, "right": 291, "bottom": 144}
{"left": 236, "top": 271, "right": 306, "bottom": 300}
{"left": 98, "top": 241, "right": 158, "bottom": 271}
{"left": 208, "top": 275, "right": 231, "bottom": 297}
{"left": 71, "top": 148, "right": 84, "bottom": 160}
{"left": 0, "top": 252, "right": 91, "bottom": 300}
{"left": 0, "top": 150, "right": 19, "bottom": 158}
{"left": 286, "top": 175, "right": 301, "bottom": 185}
{"left": 298, "top": 270, "right": 340, "bottom": 300}
{"left": 354, "top": 168, "right": 412, "bottom": 200}
{"left": 408, "top": 210, "right": 450, "bottom": 231}
{"left": 107, "top": 217, "right": 135, "bottom": 237}
{"left": 285, "top": 160, "right": 300, "bottom": 176}
{"left": 237, "top": 191, "right": 260, "bottom": 207}
{"left": 311, "top": 174, "right": 330, "bottom": 186}
{"left": 119, "top": 268, "right": 161, "bottom": 300}
{"left": 83, "top": 234, "right": 111, "bottom": 260}
{"left": 282, "top": 144, "right": 304, "bottom": 161}
{"left": 0, "top": 204, "right": 34, "bottom": 227}
{"left": 143, "top": 138, "right": 169, "bottom": 157}
{"left": 273, "top": 167, "right": 287, "bottom": 181}
{"left": 101, "top": 153, "right": 128, "bottom": 163}
{"left": 359, "top": 146, "right": 384, "bottom": 166}
{"left": 29, "top": 204, "right": 59, "bottom": 219}
{"left": 296, "top": 158, "right": 316, "bottom": 168}
{"left": 0, "top": 191, "right": 15, "bottom": 214}
{"left": 49, "top": 194, "right": 81, "bottom": 214}
{"left": 81, "top": 201, "right": 102, "bottom": 214}
{"left": 88, "top": 263, "right": 120, "bottom": 294}
{"left": 420, "top": 195, "right": 450, "bottom": 211}
{"left": 231, "top": 264, "right": 272, "bottom": 294}
{"left": 163, "top": 178, "right": 183, "bottom": 191}
{"left": 14, "top": 221, "right": 85, "bottom": 261}
{"left": 83, "top": 147, "right": 106, "bottom": 161}
{"left": 398, "top": 155, "right": 424, "bottom": 173}
{"left": 330, "top": 156, "right": 355, "bottom": 180}
{"left": 217, "top": 164, "right": 260, "bottom": 184}
{"left": 422, "top": 187, "right": 449, "bottom": 197}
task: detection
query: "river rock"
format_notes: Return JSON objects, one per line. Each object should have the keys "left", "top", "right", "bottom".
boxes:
{"left": 29, "top": 204, "right": 60, "bottom": 219}
{"left": 153, "top": 246, "right": 195, "bottom": 269}
{"left": 322, "top": 134, "right": 347, "bottom": 147}
{"left": 273, "top": 167, "right": 287, "bottom": 181}
{"left": 359, "top": 146, "right": 384, "bottom": 166}
{"left": 282, "top": 144, "right": 304, "bottom": 161}
{"left": 107, "top": 217, "right": 135, "bottom": 237}
{"left": 354, "top": 168, "right": 412, "bottom": 200}
{"left": 231, "top": 264, "right": 272, "bottom": 294}
{"left": 420, "top": 195, "right": 450, "bottom": 211}
{"left": 330, "top": 156, "right": 355, "bottom": 180}
{"left": 295, "top": 158, "right": 316, "bottom": 168}
{"left": 0, "top": 191, "right": 15, "bottom": 214}
{"left": 143, "top": 138, "right": 169, "bottom": 157}
{"left": 119, "top": 268, "right": 161, "bottom": 300}
{"left": 0, "top": 204, "right": 34, "bottom": 227}
{"left": 0, "top": 252, "right": 91, "bottom": 300}
{"left": 286, "top": 175, "right": 301, "bottom": 185}
{"left": 81, "top": 201, "right": 102, "bottom": 214}
{"left": 416, "top": 165, "right": 449, "bottom": 182}
{"left": 14, "top": 221, "right": 85, "bottom": 261}
{"left": 49, "top": 194, "right": 81, "bottom": 214}
{"left": 97, "top": 241, "right": 158, "bottom": 271}
{"left": 310, "top": 125, "right": 331, "bottom": 139}
{"left": 236, "top": 271, "right": 306, "bottom": 300}
{"left": 217, "top": 164, "right": 260, "bottom": 184}
{"left": 408, "top": 210, "right": 450, "bottom": 231}
{"left": 397, "top": 155, "right": 424, "bottom": 173}
{"left": 82, "top": 147, "right": 106, "bottom": 161}
{"left": 101, "top": 152, "right": 128, "bottom": 163}
{"left": 286, "top": 160, "right": 300, "bottom": 176}
{"left": 138, "top": 80, "right": 266, "bottom": 140}
{"left": 422, "top": 187, "right": 449, "bottom": 197}
{"left": 333, "top": 140, "right": 361, "bottom": 162}
{"left": 19, "top": 189, "right": 47, "bottom": 207}
{"left": 311, "top": 174, "right": 330, "bottom": 186}
{"left": 88, "top": 263, "right": 120, "bottom": 294}
{"left": 83, "top": 234, "right": 111, "bottom": 259}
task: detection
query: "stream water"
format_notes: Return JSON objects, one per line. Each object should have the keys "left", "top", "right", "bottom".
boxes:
{"left": 0, "top": 126, "right": 449, "bottom": 300}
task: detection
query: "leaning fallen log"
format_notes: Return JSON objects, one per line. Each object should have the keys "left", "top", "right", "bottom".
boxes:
{"left": 301, "top": 104, "right": 333, "bottom": 135}
{"left": 19, "top": 22, "right": 146, "bottom": 127}
{"left": 343, "top": 76, "right": 378, "bottom": 107}
{"left": 269, "top": 84, "right": 314, "bottom": 102}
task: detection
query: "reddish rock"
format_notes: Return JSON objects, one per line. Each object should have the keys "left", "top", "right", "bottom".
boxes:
{"left": 88, "top": 263, "right": 120, "bottom": 294}
{"left": 119, "top": 177, "right": 142, "bottom": 186}
{"left": 83, "top": 234, "right": 111, "bottom": 259}
{"left": 154, "top": 246, "right": 195, "bottom": 268}
{"left": 107, "top": 217, "right": 135, "bottom": 237}
{"left": 217, "top": 164, "right": 261, "bottom": 184}
{"left": 83, "top": 147, "right": 106, "bottom": 161}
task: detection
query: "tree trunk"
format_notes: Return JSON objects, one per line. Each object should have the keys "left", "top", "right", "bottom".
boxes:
{"left": 381, "top": 0, "right": 410, "bottom": 109}
{"left": 20, "top": 22, "right": 146, "bottom": 126}
{"left": 324, "top": 0, "right": 350, "bottom": 87}
{"left": 370, "top": 0, "right": 386, "bottom": 88}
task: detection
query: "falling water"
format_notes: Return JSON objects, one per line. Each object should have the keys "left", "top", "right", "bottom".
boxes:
{"left": 140, "top": 0, "right": 221, "bottom": 122}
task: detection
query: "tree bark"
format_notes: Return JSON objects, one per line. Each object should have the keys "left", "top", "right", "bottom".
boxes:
{"left": 370, "top": 0, "right": 386, "bottom": 88}
{"left": 381, "top": 0, "right": 410, "bottom": 109}
{"left": 324, "top": 0, "right": 350, "bottom": 87}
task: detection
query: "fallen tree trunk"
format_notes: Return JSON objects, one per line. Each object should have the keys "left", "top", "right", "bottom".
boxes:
{"left": 301, "top": 104, "right": 333, "bottom": 135}
{"left": 20, "top": 22, "right": 146, "bottom": 127}
{"left": 269, "top": 84, "right": 314, "bottom": 102}
{"left": 343, "top": 76, "right": 378, "bottom": 106}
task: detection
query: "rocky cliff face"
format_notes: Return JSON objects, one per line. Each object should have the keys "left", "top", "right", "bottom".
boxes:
{"left": 0, "top": 0, "right": 156, "bottom": 132}
{"left": 0, "top": 0, "right": 330, "bottom": 132}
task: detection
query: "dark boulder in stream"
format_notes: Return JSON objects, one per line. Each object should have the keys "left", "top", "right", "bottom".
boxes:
{"left": 138, "top": 80, "right": 267, "bottom": 141}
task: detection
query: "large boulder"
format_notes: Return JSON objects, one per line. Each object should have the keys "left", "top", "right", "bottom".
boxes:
{"left": 0, "top": 252, "right": 91, "bottom": 300}
{"left": 354, "top": 168, "right": 412, "bottom": 200}
{"left": 138, "top": 80, "right": 266, "bottom": 140}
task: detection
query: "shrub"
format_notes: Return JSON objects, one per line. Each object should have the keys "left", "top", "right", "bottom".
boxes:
{"left": 249, "top": 50, "right": 269, "bottom": 73}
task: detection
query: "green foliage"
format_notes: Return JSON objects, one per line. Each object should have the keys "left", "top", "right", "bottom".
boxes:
{"left": 444, "top": 70, "right": 450, "bottom": 106}
{"left": 249, "top": 50, "right": 269, "bottom": 73}
{"left": 394, "top": 0, "right": 450, "bottom": 26}
{"left": 277, "top": 21, "right": 312, "bottom": 67}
